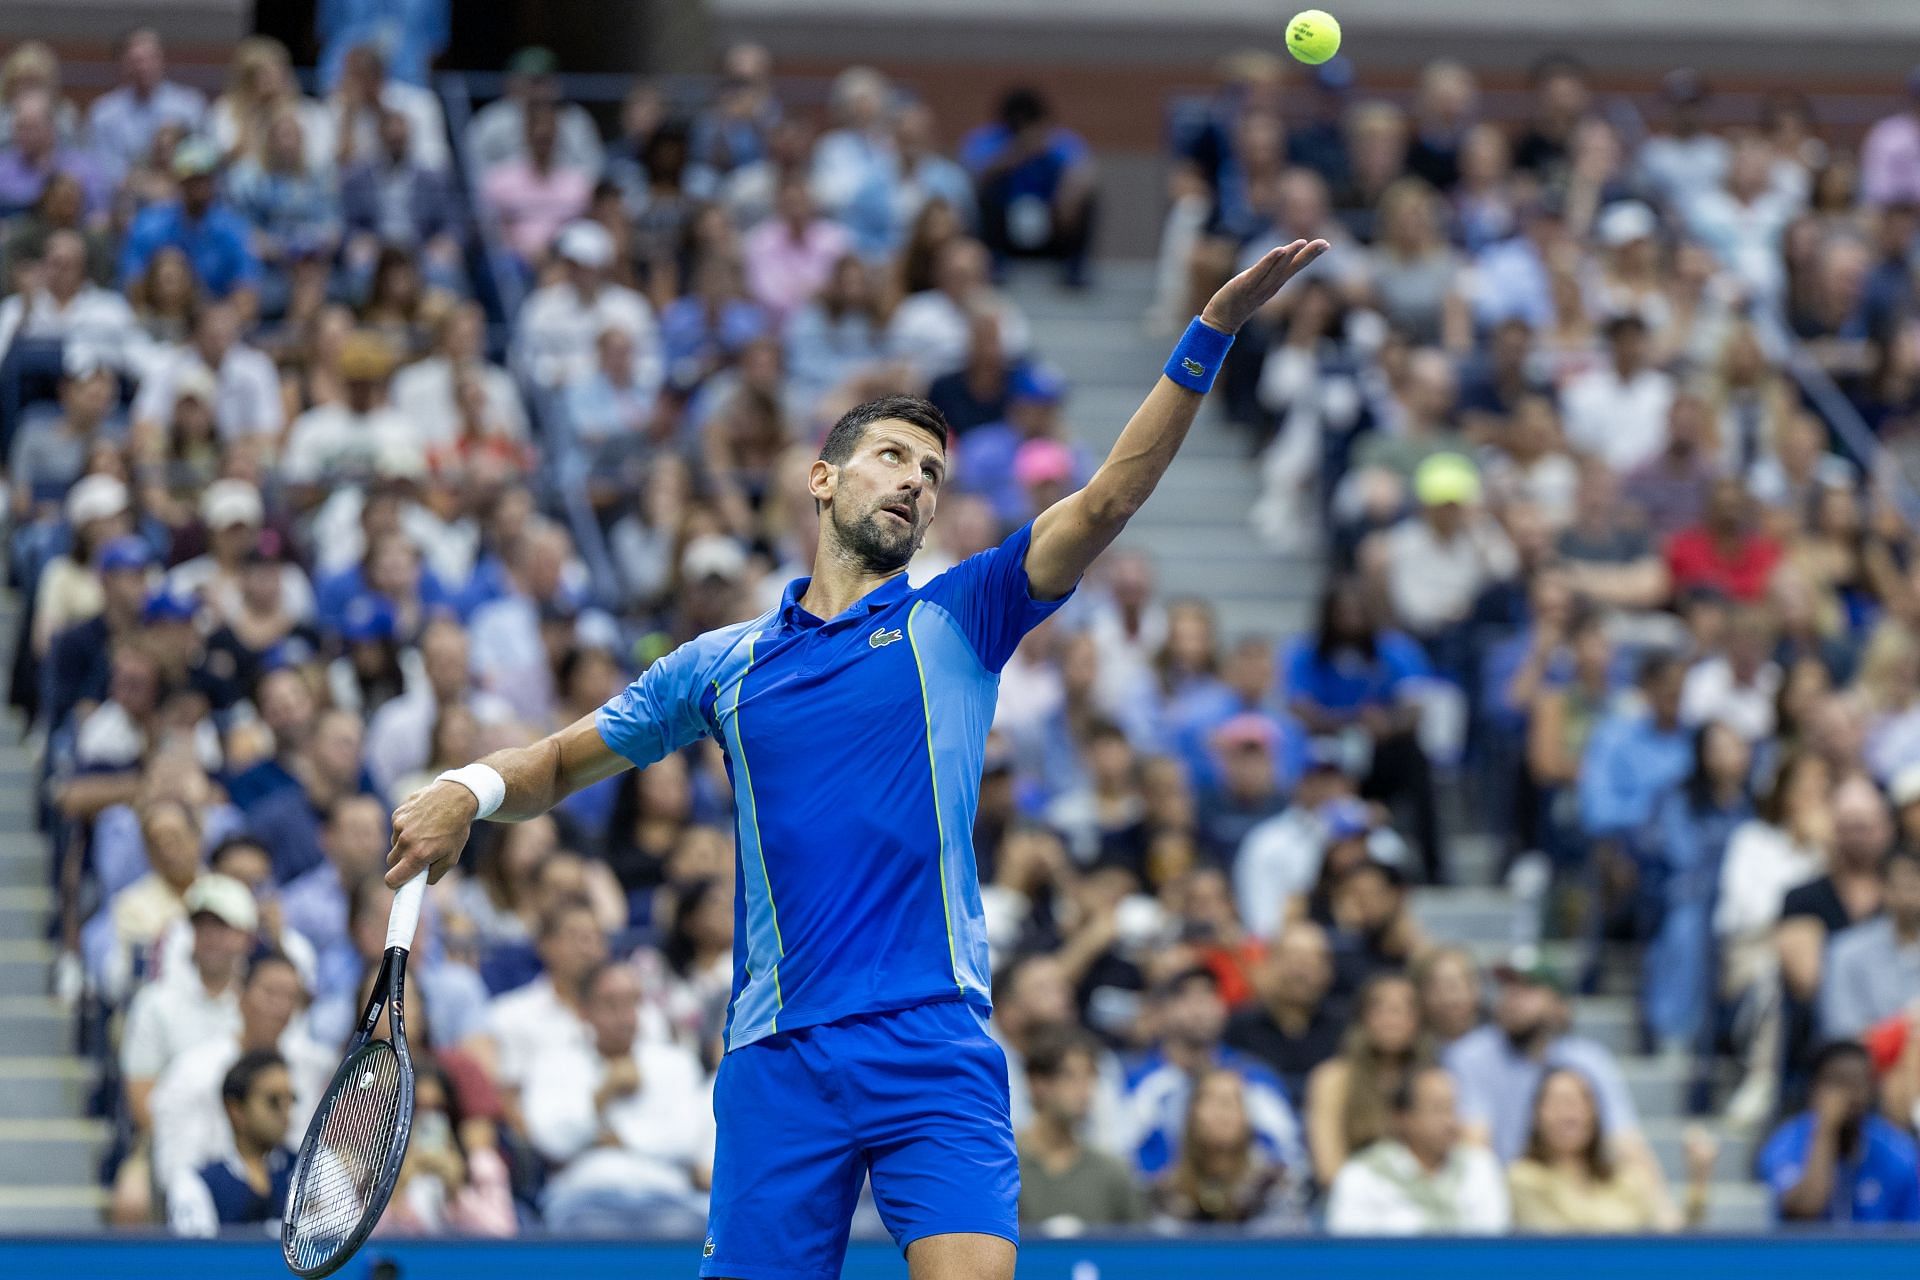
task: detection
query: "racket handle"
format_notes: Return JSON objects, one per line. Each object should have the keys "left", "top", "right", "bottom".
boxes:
{"left": 386, "top": 871, "right": 427, "bottom": 952}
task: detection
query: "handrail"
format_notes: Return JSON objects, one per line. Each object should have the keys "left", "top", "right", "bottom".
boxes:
{"left": 1763, "top": 312, "right": 1920, "bottom": 524}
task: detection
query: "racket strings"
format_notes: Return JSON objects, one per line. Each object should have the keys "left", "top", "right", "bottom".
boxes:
{"left": 285, "top": 1041, "right": 406, "bottom": 1272}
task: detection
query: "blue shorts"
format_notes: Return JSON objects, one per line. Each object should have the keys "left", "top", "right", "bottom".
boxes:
{"left": 700, "top": 998, "right": 1020, "bottom": 1280}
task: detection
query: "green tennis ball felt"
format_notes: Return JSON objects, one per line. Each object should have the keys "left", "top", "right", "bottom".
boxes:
{"left": 1286, "top": 9, "right": 1341, "bottom": 65}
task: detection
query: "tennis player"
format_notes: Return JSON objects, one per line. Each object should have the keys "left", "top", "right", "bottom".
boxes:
{"left": 384, "top": 238, "right": 1328, "bottom": 1280}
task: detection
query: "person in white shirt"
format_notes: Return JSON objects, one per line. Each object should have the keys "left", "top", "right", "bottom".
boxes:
{"left": 1324, "top": 1064, "right": 1511, "bottom": 1235}
{"left": 886, "top": 236, "right": 1031, "bottom": 379}
{"left": 523, "top": 961, "right": 714, "bottom": 1234}
{"left": 328, "top": 43, "right": 449, "bottom": 171}
{"left": 166, "top": 478, "right": 316, "bottom": 624}
{"left": 464, "top": 47, "right": 604, "bottom": 177}
{"left": 1374, "top": 453, "right": 1518, "bottom": 640}
{"left": 364, "top": 618, "right": 516, "bottom": 796}
{"left": 0, "top": 229, "right": 151, "bottom": 375}
{"left": 511, "top": 220, "right": 663, "bottom": 394}
{"left": 1559, "top": 314, "right": 1675, "bottom": 474}
{"left": 162, "top": 1049, "right": 298, "bottom": 1238}
{"left": 119, "top": 875, "right": 257, "bottom": 1130}
{"left": 390, "top": 301, "right": 528, "bottom": 448}
{"left": 149, "top": 951, "right": 330, "bottom": 1189}
{"left": 1681, "top": 134, "right": 1803, "bottom": 303}
{"left": 1680, "top": 605, "right": 1783, "bottom": 744}
{"left": 132, "top": 301, "right": 282, "bottom": 444}
{"left": 280, "top": 332, "right": 421, "bottom": 494}
{"left": 471, "top": 896, "right": 609, "bottom": 1098}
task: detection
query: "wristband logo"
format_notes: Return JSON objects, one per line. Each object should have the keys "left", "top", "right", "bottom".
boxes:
{"left": 1181, "top": 357, "right": 1205, "bottom": 377}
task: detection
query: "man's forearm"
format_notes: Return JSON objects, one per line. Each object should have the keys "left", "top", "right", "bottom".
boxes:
{"left": 1780, "top": 1125, "right": 1839, "bottom": 1219}
{"left": 474, "top": 716, "right": 628, "bottom": 822}
{"left": 1080, "top": 378, "right": 1206, "bottom": 527}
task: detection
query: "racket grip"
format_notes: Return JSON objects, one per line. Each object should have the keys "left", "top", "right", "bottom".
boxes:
{"left": 386, "top": 871, "right": 427, "bottom": 952}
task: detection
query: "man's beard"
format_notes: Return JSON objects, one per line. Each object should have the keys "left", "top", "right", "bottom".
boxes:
{"left": 831, "top": 499, "right": 922, "bottom": 573}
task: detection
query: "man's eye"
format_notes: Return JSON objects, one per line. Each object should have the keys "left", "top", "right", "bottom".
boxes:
{"left": 881, "top": 449, "right": 898, "bottom": 462}
{"left": 923, "top": 468, "right": 938, "bottom": 483}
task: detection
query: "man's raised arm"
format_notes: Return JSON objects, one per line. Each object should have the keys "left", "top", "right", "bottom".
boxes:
{"left": 1023, "top": 238, "right": 1329, "bottom": 599}
{"left": 384, "top": 715, "right": 630, "bottom": 888}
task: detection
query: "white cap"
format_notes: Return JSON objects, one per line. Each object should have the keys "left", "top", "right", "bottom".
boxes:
{"left": 65, "top": 474, "right": 129, "bottom": 526}
{"left": 201, "top": 478, "right": 264, "bottom": 529}
{"left": 554, "top": 220, "right": 614, "bottom": 269}
{"left": 185, "top": 873, "right": 259, "bottom": 932}
{"left": 682, "top": 534, "right": 747, "bottom": 583}
{"left": 1597, "top": 200, "right": 1658, "bottom": 248}
{"left": 173, "top": 361, "right": 218, "bottom": 405}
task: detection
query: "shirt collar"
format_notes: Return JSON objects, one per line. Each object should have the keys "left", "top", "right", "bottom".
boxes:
{"left": 777, "top": 571, "right": 912, "bottom": 629}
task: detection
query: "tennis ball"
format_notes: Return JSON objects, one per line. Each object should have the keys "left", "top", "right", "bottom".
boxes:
{"left": 1286, "top": 9, "right": 1341, "bottom": 65}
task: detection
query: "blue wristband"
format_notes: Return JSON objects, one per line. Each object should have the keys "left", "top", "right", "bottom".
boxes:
{"left": 1163, "top": 317, "right": 1234, "bottom": 394}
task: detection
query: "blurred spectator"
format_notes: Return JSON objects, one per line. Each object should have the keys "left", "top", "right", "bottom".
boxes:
{"left": 1304, "top": 971, "right": 1427, "bottom": 1185}
{"left": 1821, "top": 848, "right": 1920, "bottom": 1038}
{"left": 1413, "top": 947, "right": 1483, "bottom": 1052}
{"left": 1760, "top": 1040, "right": 1920, "bottom": 1222}
{"left": 808, "top": 67, "right": 898, "bottom": 249}
{"left": 480, "top": 97, "right": 592, "bottom": 265}
{"left": 380, "top": 1060, "right": 518, "bottom": 1235}
{"left": 961, "top": 87, "right": 1096, "bottom": 287}
{"left": 1017, "top": 1025, "right": 1147, "bottom": 1231}
{"left": 341, "top": 107, "right": 467, "bottom": 291}
{"left": 1623, "top": 394, "right": 1720, "bottom": 542}
{"left": 1406, "top": 61, "right": 1478, "bottom": 192}
{"left": 888, "top": 236, "right": 1031, "bottom": 379}
{"left": 1560, "top": 314, "right": 1676, "bottom": 474}
{"left": 1509, "top": 1068, "right": 1710, "bottom": 1230}
{"left": 149, "top": 951, "right": 328, "bottom": 1191}
{"left": 1666, "top": 478, "right": 1783, "bottom": 604}
{"left": 478, "top": 895, "right": 610, "bottom": 1100}
{"left": 364, "top": 619, "right": 513, "bottom": 795}
{"left": 1639, "top": 69, "right": 1730, "bottom": 210}
{"left": 120, "top": 139, "right": 260, "bottom": 305}
{"left": 1861, "top": 68, "right": 1920, "bottom": 208}
{"left": 1195, "top": 715, "right": 1290, "bottom": 865}
{"left": 1512, "top": 54, "right": 1589, "bottom": 179}
{"left": 466, "top": 48, "right": 605, "bottom": 177}
{"left": 1324, "top": 1064, "right": 1510, "bottom": 1234}
{"left": 784, "top": 254, "right": 893, "bottom": 414}
{"left": 513, "top": 220, "right": 662, "bottom": 394}
{"left": 279, "top": 332, "right": 417, "bottom": 491}
{"left": 281, "top": 793, "right": 392, "bottom": 966}
{"left": 85, "top": 29, "right": 205, "bottom": 177}
{"left": 1556, "top": 462, "right": 1672, "bottom": 612}
{"left": 392, "top": 302, "right": 526, "bottom": 447}
{"left": 208, "top": 39, "right": 335, "bottom": 171}
{"left": 224, "top": 107, "right": 341, "bottom": 280}
{"left": 8, "top": 355, "right": 122, "bottom": 515}
{"left": 1224, "top": 921, "right": 1342, "bottom": 1100}
{"left": 1149, "top": 1066, "right": 1299, "bottom": 1227}
{"left": 1, "top": 169, "right": 115, "bottom": 289}
{"left": 744, "top": 175, "right": 852, "bottom": 320}
{"left": 1683, "top": 134, "right": 1803, "bottom": 303}
{"left": 1363, "top": 178, "right": 1468, "bottom": 348}
{"left": 132, "top": 300, "right": 283, "bottom": 445}
{"left": 0, "top": 89, "right": 110, "bottom": 216}
{"left": 328, "top": 45, "right": 450, "bottom": 172}
{"left": 163, "top": 1050, "right": 296, "bottom": 1237}
{"left": 119, "top": 876, "right": 256, "bottom": 1129}
{"left": 0, "top": 231, "right": 147, "bottom": 374}
{"left": 1444, "top": 964, "right": 1646, "bottom": 1168}
{"left": 1123, "top": 966, "right": 1304, "bottom": 1179}
{"left": 524, "top": 961, "right": 712, "bottom": 1234}
{"left": 1370, "top": 453, "right": 1518, "bottom": 670}
{"left": 242, "top": 705, "right": 374, "bottom": 882}
{"left": 992, "top": 951, "right": 1130, "bottom": 1158}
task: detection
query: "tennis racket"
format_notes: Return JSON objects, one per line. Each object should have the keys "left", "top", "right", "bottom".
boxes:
{"left": 281, "top": 872, "right": 427, "bottom": 1278}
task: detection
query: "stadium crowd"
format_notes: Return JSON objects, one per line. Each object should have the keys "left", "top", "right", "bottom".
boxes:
{"left": 4, "top": 18, "right": 1920, "bottom": 1243}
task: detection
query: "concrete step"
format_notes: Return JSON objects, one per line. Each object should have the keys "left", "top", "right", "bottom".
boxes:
{"left": 1444, "top": 832, "right": 1502, "bottom": 888}
{"left": 1411, "top": 887, "right": 1513, "bottom": 944}
{"left": 1644, "top": 1118, "right": 1754, "bottom": 1186}
{"left": 0, "top": 1058, "right": 95, "bottom": 1119}
{"left": 0, "top": 886, "right": 50, "bottom": 936}
{"left": 1211, "top": 599, "right": 1315, "bottom": 645}
{"left": 0, "top": 840, "right": 46, "bottom": 890}
{"left": 0, "top": 1185, "right": 106, "bottom": 1232}
{"left": 1702, "top": 1180, "right": 1771, "bottom": 1229}
{"left": 1133, "top": 554, "right": 1320, "bottom": 603}
{"left": 1620, "top": 1055, "right": 1688, "bottom": 1121}
{"left": 0, "top": 940, "right": 52, "bottom": 999}
{"left": 0, "top": 997, "right": 73, "bottom": 1055}
{"left": 1568, "top": 995, "right": 1639, "bottom": 1056}
{"left": 0, "top": 1119, "right": 108, "bottom": 1185}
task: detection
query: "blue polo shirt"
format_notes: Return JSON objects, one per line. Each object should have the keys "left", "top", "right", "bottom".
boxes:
{"left": 1758, "top": 1113, "right": 1920, "bottom": 1223}
{"left": 596, "top": 521, "right": 1072, "bottom": 1051}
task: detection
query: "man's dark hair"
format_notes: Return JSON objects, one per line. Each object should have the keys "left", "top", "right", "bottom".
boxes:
{"left": 818, "top": 395, "right": 949, "bottom": 466}
{"left": 210, "top": 834, "right": 273, "bottom": 874}
{"left": 1529, "top": 52, "right": 1587, "bottom": 87}
{"left": 1810, "top": 1038, "right": 1870, "bottom": 1082}
{"left": 1025, "top": 1024, "right": 1099, "bottom": 1081}
{"left": 538, "top": 892, "right": 599, "bottom": 941}
{"left": 222, "top": 1048, "right": 287, "bottom": 1107}
{"left": 575, "top": 957, "right": 629, "bottom": 1005}
{"left": 1636, "top": 651, "right": 1684, "bottom": 690}
{"left": 244, "top": 949, "right": 298, "bottom": 989}
{"left": 999, "top": 87, "right": 1049, "bottom": 131}
{"left": 989, "top": 949, "right": 1051, "bottom": 1008}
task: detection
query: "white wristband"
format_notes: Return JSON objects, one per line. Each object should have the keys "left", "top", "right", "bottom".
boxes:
{"left": 437, "top": 763, "right": 506, "bottom": 821}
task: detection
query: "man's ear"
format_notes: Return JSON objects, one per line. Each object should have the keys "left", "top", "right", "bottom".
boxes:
{"left": 808, "top": 458, "right": 836, "bottom": 508}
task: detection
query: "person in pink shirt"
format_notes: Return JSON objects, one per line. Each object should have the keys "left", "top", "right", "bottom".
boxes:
{"left": 741, "top": 175, "right": 851, "bottom": 320}
{"left": 479, "top": 98, "right": 592, "bottom": 265}
{"left": 1862, "top": 68, "right": 1920, "bottom": 208}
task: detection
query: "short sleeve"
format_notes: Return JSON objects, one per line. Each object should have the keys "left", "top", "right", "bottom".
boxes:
{"left": 1755, "top": 1123, "right": 1804, "bottom": 1200}
{"left": 921, "top": 520, "right": 1074, "bottom": 672}
{"left": 593, "top": 634, "right": 720, "bottom": 768}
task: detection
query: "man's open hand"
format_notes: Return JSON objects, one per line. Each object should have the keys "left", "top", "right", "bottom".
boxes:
{"left": 385, "top": 779, "right": 479, "bottom": 888}
{"left": 1200, "top": 238, "right": 1331, "bottom": 334}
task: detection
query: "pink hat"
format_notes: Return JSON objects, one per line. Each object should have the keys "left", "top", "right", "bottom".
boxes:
{"left": 1014, "top": 438, "right": 1074, "bottom": 488}
{"left": 1213, "top": 712, "right": 1280, "bottom": 752}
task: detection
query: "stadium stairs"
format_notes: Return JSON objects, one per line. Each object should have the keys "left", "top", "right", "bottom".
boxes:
{"left": 1007, "top": 262, "right": 1771, "bottom": 1228}
{"left": 0, "top": 595, "right": 107, "bottom": 1229}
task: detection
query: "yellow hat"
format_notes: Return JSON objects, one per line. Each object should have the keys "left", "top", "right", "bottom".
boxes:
{"left": 1413, "top": 452, "right": 1481, "bottom": 508}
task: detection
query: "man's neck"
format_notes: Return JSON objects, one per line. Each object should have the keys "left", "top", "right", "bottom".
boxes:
{"left": 197, "top": 962, "right": 234, "bottom": 997}
{"left": 1264, "top": 996, "right": 1313, "bottom": 1035}
{"left": 241, "top": 1025, "right": 280, "bottom": 1054}
{"left": 1163, "top": 1037, "right": 1212, "bottom": 1074}
{"left": 1025, "top": 1113, "right": 1081, "bottom": 1167}
{"left": 1406, "top": 1141, "right": 1449, "bottom": 1174}
{"left": 1893, "top": 917, "right": 1920, "bottom": 947}
{"left": 799, "top": 536, "right": 902, "bottom": 620}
